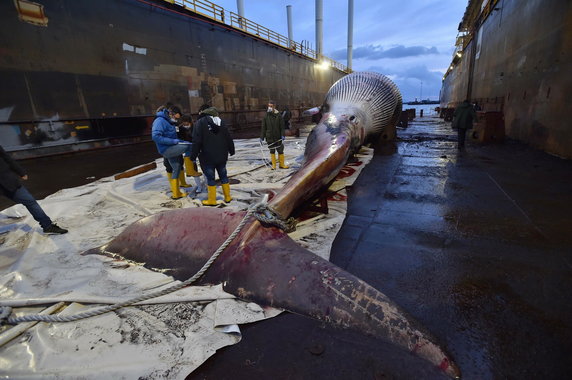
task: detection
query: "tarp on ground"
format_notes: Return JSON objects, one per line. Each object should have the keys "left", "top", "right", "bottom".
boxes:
{"left": 0, "top": 136, "right": 373, "bottom": 379}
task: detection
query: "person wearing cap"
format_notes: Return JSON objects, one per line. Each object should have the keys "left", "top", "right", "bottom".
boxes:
{"left": 190, "top": 106, "right": 235, "bottom": 206}
{"left": 0, "top": 145, "right": 68, "bottom": 234}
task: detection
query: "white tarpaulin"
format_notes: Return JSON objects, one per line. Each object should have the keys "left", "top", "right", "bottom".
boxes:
{"left": 0, "top": 136, "right": 373, "bottom": 379}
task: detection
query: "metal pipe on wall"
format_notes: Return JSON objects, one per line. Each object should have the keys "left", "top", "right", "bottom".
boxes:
{"left": 347, "top": 0, "right": 353, "bottom": 70}
{"left": 287, "top": 5, "right": 293, "bottom": 46}
{"left": 315, "top": 0, "right": 323, "bottom": 58}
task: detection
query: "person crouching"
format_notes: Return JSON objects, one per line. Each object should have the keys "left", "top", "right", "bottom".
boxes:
{"left": 152, "top": 105, "right": 196, "bottom": 199}
{"left": 190, "top": 107, "right": 235, "bottom": 206}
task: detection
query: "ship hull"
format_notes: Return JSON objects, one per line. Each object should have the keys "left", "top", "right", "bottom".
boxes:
{"left": 440, "top": 0, "right": 572, "bottom": 158}
{"left": 0, "top": 0, "right": 345, "bottom": 159}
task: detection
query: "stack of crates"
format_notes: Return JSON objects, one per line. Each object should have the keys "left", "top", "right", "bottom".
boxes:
{"left": 470, "top": 111, "right": 505, "bottom": 143}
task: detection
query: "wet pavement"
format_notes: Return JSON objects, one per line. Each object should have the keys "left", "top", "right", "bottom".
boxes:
{"left": 3, "top": 116, "right": 572, "bottom": 378}
{"left": 330, "top": 117, "right": 572, "bottom": 378}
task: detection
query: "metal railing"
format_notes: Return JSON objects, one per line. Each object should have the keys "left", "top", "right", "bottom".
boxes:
{"left": 169, "top": 0, "right": 225, "bottom": 22}
{"left": 161, "top": 0, "right": 349, "bottom": 73}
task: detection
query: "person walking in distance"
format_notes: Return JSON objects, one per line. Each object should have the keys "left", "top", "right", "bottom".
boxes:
{"left": 0, "top": 145, "right": 68, "bottom": 234}
{"left": 452, "top": 99, "right": 477, "bottom": 150}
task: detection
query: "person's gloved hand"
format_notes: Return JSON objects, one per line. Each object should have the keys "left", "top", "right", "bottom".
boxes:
{"left": 281, "top": 136, "right": 285, "bottom": 141}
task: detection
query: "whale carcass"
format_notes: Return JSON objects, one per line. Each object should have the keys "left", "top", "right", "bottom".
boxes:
{"left": 87, "top": 72, "right": 460, "bottom": 378}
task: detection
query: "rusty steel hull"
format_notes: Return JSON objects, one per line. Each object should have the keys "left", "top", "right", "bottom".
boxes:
{"left": 440, "top": 0, "right": 572, "bottom": 158}
{"left": 0, "top": 0, "right": 344, "bottom": 158}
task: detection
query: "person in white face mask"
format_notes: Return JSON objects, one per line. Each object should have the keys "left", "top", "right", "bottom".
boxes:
{"left": 151, "top": 104, "right": 198, "bottom": 199}
{"left": 260, "top": 101, "right": 289, "bottom": 170}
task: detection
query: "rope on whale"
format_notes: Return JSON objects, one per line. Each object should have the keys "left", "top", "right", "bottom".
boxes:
{"left": 1, "top": 197, "right": 274, "bottom": 325}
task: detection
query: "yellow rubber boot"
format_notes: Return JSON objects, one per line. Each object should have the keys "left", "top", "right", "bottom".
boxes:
{"left": 222, "top": 183, "right": 232, "bottom": 203}
{"left": 169, "top": 178, "right": 187, "bottom": 199}
{"left": 165, "top": 171, "right": 181, "bottom": 194}
{"left": 278, "top": 153, "right": 289, "bottom": 169}
{"left": 184, "top": 156, "right": 202, "bottom": 177}
{"left": 202, "top": 185, "right": 218, "bottom": 206}
{"left": 270, "top": 154, "right": 276, "bottom": 170}
{"left": 178, "top": 172, "right": 191, "bottom": 187}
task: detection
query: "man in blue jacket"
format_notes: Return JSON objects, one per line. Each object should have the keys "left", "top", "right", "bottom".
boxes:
{"left": 0, "top": 145, "right": 67, "bottom": 234}
{"left": 151, "top": 105, "right": 200, "bottom": 199}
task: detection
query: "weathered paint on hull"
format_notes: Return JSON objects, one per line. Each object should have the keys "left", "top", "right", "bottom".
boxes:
{"left": 440, "top": 0, "right": 572, "bottom": 158}
{"left": 0, "top": 0, "right": 344, "bottom": 158}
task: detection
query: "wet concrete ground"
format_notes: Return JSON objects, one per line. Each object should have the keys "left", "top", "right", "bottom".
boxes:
{"left": 2, "top": 116, "right": 572, "bottom": 378}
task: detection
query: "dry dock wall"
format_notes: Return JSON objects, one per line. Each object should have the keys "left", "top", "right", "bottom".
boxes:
{"left": 441, "top": 0, "right": 572, "bottom": 159}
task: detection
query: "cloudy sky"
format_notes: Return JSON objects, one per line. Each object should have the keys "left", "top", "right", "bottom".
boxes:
{"left": 214, "top": 0, "right": 468, "bottom": 102}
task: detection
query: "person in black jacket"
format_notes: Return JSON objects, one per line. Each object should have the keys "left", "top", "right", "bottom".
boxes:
{"left": 190, "top": 106, "right": 235, "bottom": 206}
{"left": 452, "top": 99, "right": 477, "bottom": 149}
{"left": 0, "top": 145, "right": 67, "bottom": 234}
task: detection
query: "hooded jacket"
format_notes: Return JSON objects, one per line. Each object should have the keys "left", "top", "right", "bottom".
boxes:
{"left": 453, "top": 102, "right": 477, "bottom": 130}
{"left": 261, "top": 110, "right": 285, "bottom": 142}
{"left": 190, "top": 107, "right": 235, "bottom": 166}
{"left": 151, "top": 109, "right": 179, "bottom": 155}
{"left": 0, "top": 145, "right": 26, "bottom": 193}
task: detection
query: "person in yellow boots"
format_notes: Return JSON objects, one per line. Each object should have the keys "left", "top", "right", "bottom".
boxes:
{"left": 151, "top": 105, "right": 191, "bottom": 199}
{"left": 190, "top": 105, "right": 235, "bottom": 206}
{"left": 178, "top": 114, "right": 204, "bottom": 194}
{"left": 261, "top": 100, "right": 289, "bottom": 170}
{"left": 179, "top": 115, "right": 204, "bottom": 194}
{"left": 162, "top": 113, "right": 195, "bottom": 190}
{"left": 164, "top": 158, "right": 191, "bottom": 189}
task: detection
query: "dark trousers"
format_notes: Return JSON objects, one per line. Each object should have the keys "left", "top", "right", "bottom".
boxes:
{"left": 267, "top": 139, "right": 284, "bottom": 154}
{"left": 2, "top": 185, "right": 52, "bottom": 228}
{"left": 163, "top": 156, "right": 184, "bottom": 173}
{"left": 202, "top": 163, "right": 228, "bottom": 186}
{"left": 458, "top": 128, "right": 467, "bottom": 149}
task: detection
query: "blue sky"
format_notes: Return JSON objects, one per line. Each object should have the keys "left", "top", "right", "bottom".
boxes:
{"left": 213, "top": 0, "right": 468, "bottom": 102}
